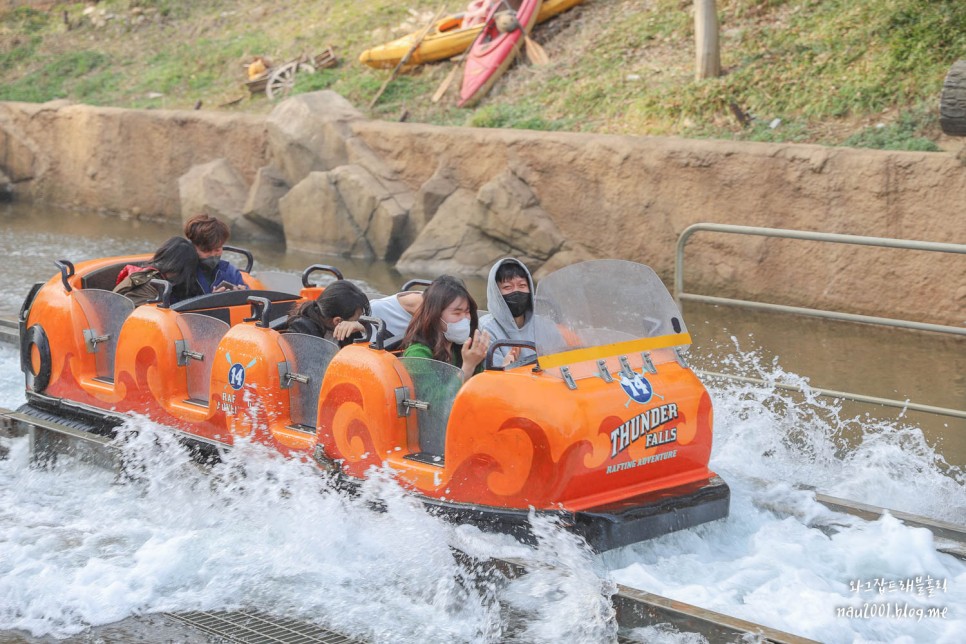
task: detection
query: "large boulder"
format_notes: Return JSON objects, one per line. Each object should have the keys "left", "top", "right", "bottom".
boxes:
{"left": 409, "top": 164, "right": 458, "bottom": 234}
{"left": 0, "top": 169, "right": 12, "bottom": 202}
{"left": 266, "top": 92, "right": 417, "bottom": 256}
{"left": 266, "top": 91, "right": 365, "bottom": 185}
{"left": 0, "top": 119, "right": 39, "bottom": 184}
{"left": 279, "top": 164, "right": 410, "bottom": 260}
{"left": 397, "top": 187, "right": 524, "bottom": 275}
{"left": 397, "top": 168, "right": 576, "bottom": 275}
{"left": 330, "top": 164, "right": 410, "bottom": 261}
{"left": 178, "top": 158, "right": 248, "bottom": 225}
{"left": 239, "top": 164, "right": 289, "bottom": 242}
{"left": 475, "top": 169, "right": 566, "bottom": 260}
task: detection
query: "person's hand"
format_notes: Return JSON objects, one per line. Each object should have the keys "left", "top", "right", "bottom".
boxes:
{"left": 333, "top": 320, "right": 365, "bottom": 342}
{"left": 461, "top": 329, "right": 490, "bottom": 377}
{"left": 501, "top": 346, "right": 521, "bottom": 368}
{"left": 213, "top": 281, "right": 246, "bottom": 293}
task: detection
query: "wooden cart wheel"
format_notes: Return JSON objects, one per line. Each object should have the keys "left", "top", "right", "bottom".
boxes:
{"left": 266, "top": 62, "right": 315, "bottom": 100}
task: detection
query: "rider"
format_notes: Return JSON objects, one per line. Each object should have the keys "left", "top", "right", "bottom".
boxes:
{"left": 284, "top": 280, "right": 371, "bottom": 348}
{"left": 369, "top": 290, "right": 422, "bottom": 338}
{"left": 479, "top": 257, "right": 539, "bottom": 366}
{"left": 402, "top": 275, "right": 490, "bottom": 382}
{"left": 113, "top": 237, "right": 202, "bottom": 306}
{"left": 183, "top": 214, "right": 247, "bottom": 293}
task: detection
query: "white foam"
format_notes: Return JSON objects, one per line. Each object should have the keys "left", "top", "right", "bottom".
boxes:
{"left": 602, "top": 340, "right": 966, "bottom": 643}
{"left": 1, "top": 340, "right": 963, "bottom": 642}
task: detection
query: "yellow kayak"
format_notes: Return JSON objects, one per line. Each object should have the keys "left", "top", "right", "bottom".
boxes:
{"left": 359, "top": 0, "right": 584, "bottom": 69}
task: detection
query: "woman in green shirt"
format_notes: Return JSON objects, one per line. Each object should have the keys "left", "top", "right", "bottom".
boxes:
{"left": 401, "top": 275, "right": 490, "bottom": 381}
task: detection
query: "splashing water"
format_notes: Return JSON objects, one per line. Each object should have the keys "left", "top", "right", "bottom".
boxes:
{"left": 603, "top": 337, "right": 965, "bottom": 643}
{"left": 1, "top": 337, "right": 964, "bottom": 643}
{"left": 0, "top": 344, "right": 612, "bottom": 642}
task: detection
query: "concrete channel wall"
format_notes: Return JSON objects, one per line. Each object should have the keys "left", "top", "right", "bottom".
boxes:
{"left": 1, "top": 98, "right": 963, "bottom": 326}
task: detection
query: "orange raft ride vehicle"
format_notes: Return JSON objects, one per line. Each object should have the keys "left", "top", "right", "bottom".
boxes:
{"left": 18, "top": 254, "right": 729, "bottom": 551}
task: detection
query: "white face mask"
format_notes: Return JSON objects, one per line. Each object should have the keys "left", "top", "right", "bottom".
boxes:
{"left": 442, "top": 316, "right": 471, "bottom": 344}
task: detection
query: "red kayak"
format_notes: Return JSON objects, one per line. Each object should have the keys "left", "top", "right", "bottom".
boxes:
{"left": 458, "top": 0, "right": 543, "bottom": 108}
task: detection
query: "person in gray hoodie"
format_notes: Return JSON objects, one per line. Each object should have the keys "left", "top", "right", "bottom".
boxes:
{"left": 479, "top": 257, "right": 546, "bottom": 367}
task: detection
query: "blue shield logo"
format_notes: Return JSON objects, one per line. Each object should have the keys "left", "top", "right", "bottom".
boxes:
{"left": 620, "top": 373, "right": 653, "bottom": 404}
{"left": 228, "top": 363, "right": 246, "bottom": 390}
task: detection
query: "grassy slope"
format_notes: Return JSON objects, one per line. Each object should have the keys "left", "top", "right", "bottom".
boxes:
{"left": 1, "top": 0, "right": 964, "bottom": 150}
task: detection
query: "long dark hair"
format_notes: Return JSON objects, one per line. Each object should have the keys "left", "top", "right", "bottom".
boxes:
{"left": 290, "top": 280, "right": 370, "bottom": 334}
{"left": 402, "top": 275, "right": 478, "bottom": 362}
{"left": 150, "top": 236, "right": 202, "bottom": 301}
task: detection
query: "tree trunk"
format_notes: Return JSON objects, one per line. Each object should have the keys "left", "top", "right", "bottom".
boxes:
{"left": 694, "top": 0, "right": 720, "bottom": 80}
{"left": 940, "top": 60, "right": 966, "bottom": 136}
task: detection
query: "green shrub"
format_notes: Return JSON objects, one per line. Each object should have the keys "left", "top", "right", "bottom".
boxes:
{"left": 5, "top": 7, "right": 48, "bottom": 33}
{"left": 0, "top": 51, "right": 111, "bottom": 102}
{"left": 843, "top": 108, "right": 941, "bottom": 151}
{"left": 468, "top": 104, "right": 573, "bottom": 131}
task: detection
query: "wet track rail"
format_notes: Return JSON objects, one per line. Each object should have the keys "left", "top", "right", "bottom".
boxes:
{"left": 0, "top": 317, "right": 17, "bottom": 345}
{"left": 4, "top": 408, "right": 965, "bottom": 643}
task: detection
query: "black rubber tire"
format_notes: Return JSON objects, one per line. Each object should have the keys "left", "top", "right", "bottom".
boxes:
{"left": 940, "top": 60, "right": 966, "bottom": 136}
{"left": 20, "top": 324, "right": 51, "bottom": 394}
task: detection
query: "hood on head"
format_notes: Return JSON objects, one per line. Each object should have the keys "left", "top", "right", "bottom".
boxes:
{"left": 485, "top": 257, "right": 535, "bottom": 331}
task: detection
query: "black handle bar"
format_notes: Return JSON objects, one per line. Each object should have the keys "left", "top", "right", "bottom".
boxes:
{"left": 400, "top": 278, "right": 432, "bottom": 291}
{"left": 301, "top": 264, "right": 344, "bottom": 287}
{"left": 356, "top": 315, "right": 387, "bottom": 350}
{"left": 485, "top": 340, "right": 536, "bottom": 371}
{"left": 223, "top": 245, "right": 254, "bottom": 273}
{"left": 245, "top": 296, "right": 272, "bottom": 328}
{"left": 54, "top": 259, "right": 75, "bottom": 292}
{"left": 148, "top": 279, "right": 174, "bottom": 308}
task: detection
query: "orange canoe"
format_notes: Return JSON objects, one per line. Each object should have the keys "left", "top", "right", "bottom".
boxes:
{"left": 458, "top": 0, "right": 543, "bottom": 108}
{"left": 19, "top": 255, "right": 729, "bottom": 551}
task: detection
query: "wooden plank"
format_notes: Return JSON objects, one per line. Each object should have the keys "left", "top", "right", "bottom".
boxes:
{"left": 369, "top": 5, "right": 447, "bottom": 109}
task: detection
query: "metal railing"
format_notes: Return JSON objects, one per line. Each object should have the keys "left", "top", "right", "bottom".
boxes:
{"left": 675, "top": 223, "right": 966, "bottom": 420}
{"left": 675, "top": 224, "right": 966, "bottom": 336}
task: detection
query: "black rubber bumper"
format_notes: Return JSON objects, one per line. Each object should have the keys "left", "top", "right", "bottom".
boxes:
{"left": 567, "top": 475, "right": 731, "bottom": 550}
{"left": 421, "top": 474, "right": 731, "bottom": 552}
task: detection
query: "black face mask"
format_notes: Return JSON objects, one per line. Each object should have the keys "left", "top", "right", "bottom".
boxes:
{"left": 200, "top": 256, "right": 220, "bottom": 272}
{"left": 503, "top": 290, "right": 531, "bottom": 318}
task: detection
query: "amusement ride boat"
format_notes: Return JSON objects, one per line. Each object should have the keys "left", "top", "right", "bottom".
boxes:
{"left": 18, "top": 252, "right": 729, "bottom": 551}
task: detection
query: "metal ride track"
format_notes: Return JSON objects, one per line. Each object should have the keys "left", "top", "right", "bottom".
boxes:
{"left": 0, "top": 317, "right": 17, "bottom": 345}
{"left": 3, "top": 407, "right": 964, "bottom": 643}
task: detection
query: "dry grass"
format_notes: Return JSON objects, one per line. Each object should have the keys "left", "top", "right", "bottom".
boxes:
{"left": 1, "top": 0, "right": 962, "bottom": 148}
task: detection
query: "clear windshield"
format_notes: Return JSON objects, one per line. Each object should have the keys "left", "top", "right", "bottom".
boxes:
{"left": 73, "top": 289, "right": 135, "bottom": 380}
{"left": 533, "top": 260, "right": 690, "bottom": 380}
{"left": 175, "top": 313, "right": 230, "bottom": 403}
{"left": 394, "top": 357, "right": 463, "bottom": 457}
{"left": 277, "top": 333, "right": 339, "bottom": 429}
{"left": 253, "top": 271, "right": 303, "bottom": 295}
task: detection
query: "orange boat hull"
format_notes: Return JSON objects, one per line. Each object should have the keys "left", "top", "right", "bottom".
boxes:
{"left": 19, "top": 254, "right": 729, "bottom": 550}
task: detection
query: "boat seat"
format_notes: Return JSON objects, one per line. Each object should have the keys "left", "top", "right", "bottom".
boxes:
{"left": 171, "top": 289, "right": 298, "bottom": 325}
{"left": 382, "top": 333, "right": 406, "bottom": 352}
{"left": 172, "top": 289, "right": 297, "bottom": 311}
{"left": 72, "top": 289, "right": 136, "bottom": 382}
{"left": 269, "top": 314, "right": 290, "bottom": 330}
{"left": 81, "top": 261, "right": 134, "bottom": 291}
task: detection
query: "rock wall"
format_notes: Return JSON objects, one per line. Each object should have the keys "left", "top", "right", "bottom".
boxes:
{"left": 0, "top": 94, "right": 963, "bottom": 326}
{"left": 0, "top": 100, "right": 269, "bottom": 219}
